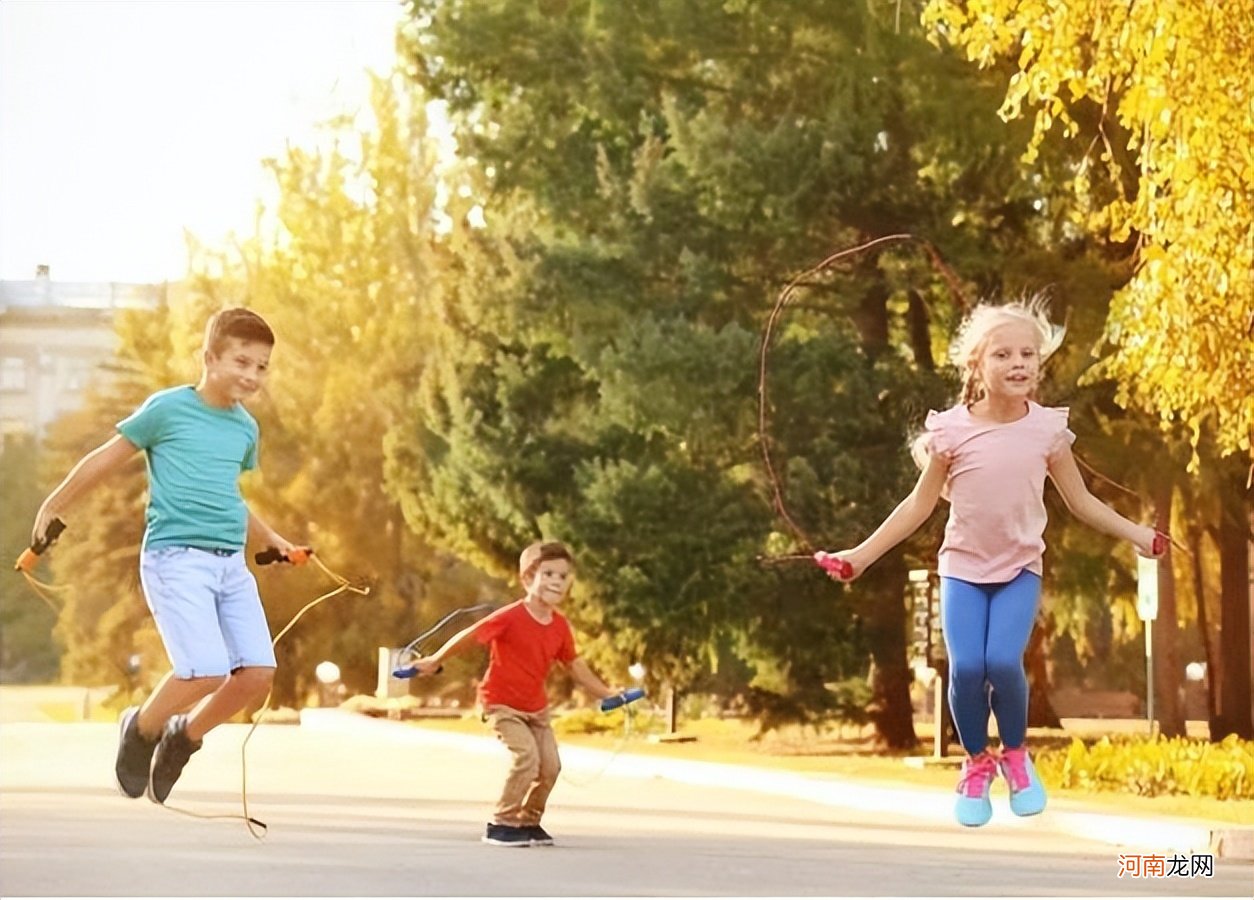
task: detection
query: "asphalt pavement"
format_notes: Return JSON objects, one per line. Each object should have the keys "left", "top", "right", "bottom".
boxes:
{"left": 1, "top": 688, "right": 1251, "bottom": 897}
{"left": 301, "top": 707, "right": 1254, "bottom": 861}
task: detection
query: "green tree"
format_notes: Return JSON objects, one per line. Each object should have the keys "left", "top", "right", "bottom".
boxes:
{"left": 393, "top": 0, "right": 1081, "bottom": 744}
{"left": 1, "top": 434, "right": 60, "bottom": 682}
{"left": 184, "top": 72, "right": 494, "bottom": 707}
{"left": 33, "top": 73, "right": 496, "bottom": 709}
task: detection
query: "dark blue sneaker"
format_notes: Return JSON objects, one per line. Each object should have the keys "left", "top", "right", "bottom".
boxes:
{"left": 115, "top": 706, "right": 159, "bottom": 799}
{"left": 524, "top": 824, "right": 554, "bottom": 846}
{"left": 147, "top": 715, "right": 201, "bottom": 804}
{"left": 482, "top": 823, "right": 531, "bottom": 847}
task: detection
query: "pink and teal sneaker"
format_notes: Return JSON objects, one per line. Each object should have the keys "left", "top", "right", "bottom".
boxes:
{"left": 953, "top": 750, "right": 998, "bottom": 827}
{"left": 999, "top": 746, "right": 1047, "bottom": 816}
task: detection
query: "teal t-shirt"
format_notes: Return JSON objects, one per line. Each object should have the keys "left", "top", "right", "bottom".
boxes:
{"left": 117, "top": 386, "right": 259, "bottom": 551}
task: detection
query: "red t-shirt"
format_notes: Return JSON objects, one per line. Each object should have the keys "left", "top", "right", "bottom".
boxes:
{"left": 475, "top": 599, "right": 577, "bottom": 712}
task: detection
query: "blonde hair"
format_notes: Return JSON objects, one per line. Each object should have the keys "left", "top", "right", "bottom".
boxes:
{"left": 910, "top": 294, "right": 1064, "bottom": 470}
{"left": 951, "top": 294, "right": 1064, "bottom": 407}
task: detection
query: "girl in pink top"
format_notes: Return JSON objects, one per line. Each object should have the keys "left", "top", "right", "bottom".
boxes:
{"left": 820, "top": 298, "right": 1163, "bottom": 828}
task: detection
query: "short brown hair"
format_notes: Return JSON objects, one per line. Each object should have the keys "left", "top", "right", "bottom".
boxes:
{"left": 519, "top": 540, "right": 574, "bottom": 583}
{"left": 204, "top": 308, "right": 275, "bottom": 355}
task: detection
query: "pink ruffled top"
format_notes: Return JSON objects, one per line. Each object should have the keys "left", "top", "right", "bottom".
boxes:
{"left": 924, "top": 401, "right": 1075, "bottom": 584}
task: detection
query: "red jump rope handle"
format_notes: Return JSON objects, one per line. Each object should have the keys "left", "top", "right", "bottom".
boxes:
{"left": 1152, "top": 531, "right": 1168, "bottom": 556}
{"left": 813, "top": 551, "right": 853, "bottom": 580}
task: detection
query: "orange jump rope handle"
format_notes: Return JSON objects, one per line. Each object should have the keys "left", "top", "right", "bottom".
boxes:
{"left": 254, "top": 546, "right": 313, "bottom": 566}
{"left": 15, "top": 518, "right": 66, "bottom": 572}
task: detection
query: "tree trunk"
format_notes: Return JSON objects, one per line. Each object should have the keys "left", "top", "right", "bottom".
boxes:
{"left": 1025, "top": 618, "right": 1061, "bottom": 727}
{"left": 1188, "top": 523, "right": 1221, "bottom": 736}
{"left": 905, "top": 289, "right": 935, "bottom": 372}
{"left": 863, "top": 554, "right": 918, "bottom": 749}
{"left": 853, "top": 268, "right": 915, "bottom": 748}
{"left": 853, "top": 265, "right": 890, "bottom": 358}
{"left": 1152, "top": 483, "right": 1186, "bottom": 736}
{"left": 1215, "top": 466, "right": 1253, "bottom": 739}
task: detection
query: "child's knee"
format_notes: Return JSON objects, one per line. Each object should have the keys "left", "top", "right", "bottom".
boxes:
{"left": 179, "top": 674, "right": 227, "bottom": 689}
{"left": 984, "top": 657, "right": 1025, "bottom": 689}
{"left": 511, "top": 749, "right": 540, "bottom": 781}
{"left": 983, "top": 656, "right": 1023, "bottom": 691}
{"left": 949, "top": 660, "right": 986, "bottom": 686}
{"left": 538, "top": 759, "right": 561, "bottom": 787}
{"left": 231, "top": 666, "right": 275, "bottom": 698}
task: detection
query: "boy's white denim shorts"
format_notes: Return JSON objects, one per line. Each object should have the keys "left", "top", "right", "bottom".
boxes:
{"left": 139, "top": 546, "right": 276, "bottom": 678}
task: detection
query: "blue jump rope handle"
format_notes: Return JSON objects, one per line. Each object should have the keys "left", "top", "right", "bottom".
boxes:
{"left": 600, "top": 687, "right": 646, "bottom": 712}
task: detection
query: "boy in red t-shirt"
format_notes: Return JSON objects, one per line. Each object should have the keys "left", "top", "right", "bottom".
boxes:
{"left": 412, "top": 540, "right": 617, "bottom": 846}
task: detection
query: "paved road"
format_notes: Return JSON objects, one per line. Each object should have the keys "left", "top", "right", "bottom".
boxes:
{"left": 1, "top": 716, "right": 1249, "bottom": 897}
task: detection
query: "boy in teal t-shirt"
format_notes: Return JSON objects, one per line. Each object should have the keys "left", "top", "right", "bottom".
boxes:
{"left": 30, "top": 308, "right": 304, "bottom": 805}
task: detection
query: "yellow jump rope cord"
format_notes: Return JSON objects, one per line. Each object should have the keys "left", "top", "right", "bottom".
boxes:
{"left": 161, "top": 555, "right": 370, "bottom": 838}
{"left": 18, "top": 570, "right": 69, "bottom": 615}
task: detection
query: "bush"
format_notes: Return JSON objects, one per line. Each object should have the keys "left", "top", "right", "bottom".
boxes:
{"left": 1035, "top": 734, "right": 1254, "bottom": 800}
{"left": 553, "top": 704, "right": 661, "bottom": 737}
{"left": 824, "top": 677, "right": 873, "bottom": 726}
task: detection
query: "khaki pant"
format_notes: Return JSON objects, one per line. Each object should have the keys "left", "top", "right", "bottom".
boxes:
{"left": 483, "top": 704, "right": 561, "bottom": 826}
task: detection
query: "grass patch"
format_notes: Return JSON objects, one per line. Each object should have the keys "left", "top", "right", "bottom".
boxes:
{"left": 36, "top": 702, "right": 116, "bottom": 723}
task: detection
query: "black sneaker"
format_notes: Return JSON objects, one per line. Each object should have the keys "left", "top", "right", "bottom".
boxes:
{"left": 524, "top": 824, "right": 554, "bottom": 846}
{"left": 115, "top": 706, "right": 159, "bottom": 799}
{"left": 147, "top": 715, "right": 201, "bottom": 804}
{"left": 482, "top": 823, "right": 531, "bottom": 847}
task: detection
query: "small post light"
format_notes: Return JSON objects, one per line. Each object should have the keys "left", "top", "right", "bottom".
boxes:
{"left": 315, "top": 661, "right": 341, "bottom": 708}
{"left": 315, "top": 661, "right": 340, "bottom": 685}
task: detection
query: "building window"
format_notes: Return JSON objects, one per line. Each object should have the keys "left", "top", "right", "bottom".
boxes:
{"left": 65, "top": 358, "right": 97, "bottom": 391}
{"left": 0, "top": 357, "right": 26, "bottom": 391}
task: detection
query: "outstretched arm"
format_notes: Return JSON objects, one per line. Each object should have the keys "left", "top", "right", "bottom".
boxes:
{"left": 1047, "top": 445, "right": 1158, "bottom": 556}
{"left": 413, "top": 618, "right": 489, "bottom": 675}
{"left": 567, "top": 657, "right": 616, "bottom": 701}
{"left": 32, "top": 434, "right": 139, "bottom": 543}
{"left": 822, "top": 451, "right": 950, "bottom": 580}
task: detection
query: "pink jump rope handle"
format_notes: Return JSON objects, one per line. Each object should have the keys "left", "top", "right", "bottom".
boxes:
{"left": 813, "top": 551, "right": 853, "bottom": 580}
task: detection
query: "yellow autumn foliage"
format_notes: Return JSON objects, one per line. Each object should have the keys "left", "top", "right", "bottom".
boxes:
{"left": 922, "top": 0, "right": 1254, "bottom": 462}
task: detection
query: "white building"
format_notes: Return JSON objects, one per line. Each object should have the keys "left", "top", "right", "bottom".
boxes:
{"left": 0, "top": 266, "right": 165, "bottom": 441}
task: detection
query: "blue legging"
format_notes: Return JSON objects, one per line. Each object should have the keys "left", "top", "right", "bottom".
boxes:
{"left": 940, "top": 570, "right": 1041, "bottom": 755}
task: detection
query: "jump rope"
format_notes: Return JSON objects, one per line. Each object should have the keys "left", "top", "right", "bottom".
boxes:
{"left": 390, "top": 607, "right": 648, "bottom": 788}
{"left": 14, "top": 235, "right": 1174, "bottom": 835}
{"left": 15, "top": 519, "right": 370, "bottom": 839}
{"left": 15, "top": 521, "right": 644, "bottom": 834}
{"left": 754, "top": 233, "right": 1174, "bottom": 580}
